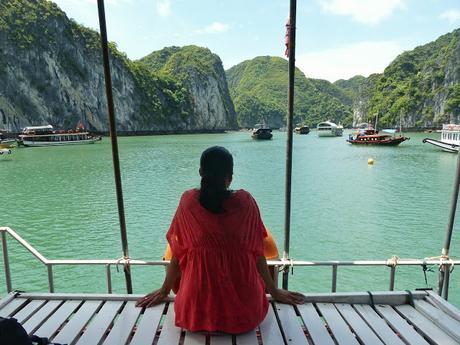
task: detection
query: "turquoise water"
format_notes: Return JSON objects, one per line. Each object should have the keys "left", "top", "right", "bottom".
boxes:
{"left": 1, "top": 131, "right": 459, "bottom": 306}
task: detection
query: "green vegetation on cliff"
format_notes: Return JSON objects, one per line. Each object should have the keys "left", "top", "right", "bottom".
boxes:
{"left": 226, "top": 56, "right": 353, "bottom": 128}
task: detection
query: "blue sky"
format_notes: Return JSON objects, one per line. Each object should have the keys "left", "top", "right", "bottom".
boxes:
{"left": 53, "top": 0, "right": 460, "bottom": 82}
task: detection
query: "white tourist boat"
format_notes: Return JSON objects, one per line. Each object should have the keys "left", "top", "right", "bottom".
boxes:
{"left": 423, "top": 124, "right": 460, "bottom": 152}
{"left": 317, "top": 121, "right": 343, "bottom": 137}
{"left": 18, "top": 125, "right": 101, "bottom": 147}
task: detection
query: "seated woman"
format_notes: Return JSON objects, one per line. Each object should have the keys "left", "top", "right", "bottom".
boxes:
{"left": 136, "top": 146, "right": 304, "bottom": 334}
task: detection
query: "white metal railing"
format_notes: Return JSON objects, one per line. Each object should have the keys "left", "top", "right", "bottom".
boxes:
{"left": 1, "top": 226, "right": 459, "bottom": 297}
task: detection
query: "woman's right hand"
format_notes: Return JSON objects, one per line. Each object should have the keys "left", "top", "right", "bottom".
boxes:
{"left": 136, "top": 287, "right": 169, "bottom": 308}
{"left": 271, "top": 288, "right": 305, "bottom": 305}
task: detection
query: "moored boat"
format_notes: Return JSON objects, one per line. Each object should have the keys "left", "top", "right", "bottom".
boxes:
{"left": 0, "top": 132, "right": 17, "bottom": 148}
{"left": 423, "top": 124, "right": 460, "bottom": 152}
{"left": 294, "top": 125, "right": 310, "bottom": 134}
{"left": 317, "top": 121, "right": 343, "bottom": 137}
{"left": 18, "top": 125, "right": 101, "bottom": 147}
{"left": 347, "top": 126, "right": 409, "bottom": 145}
{"left": 251, "top": 123, "right": 273, "bottom": 140}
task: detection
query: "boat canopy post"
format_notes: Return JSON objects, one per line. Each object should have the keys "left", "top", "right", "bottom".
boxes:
{"left": 282, "top": 0, "right": 297, "bottom": 290}
{"left": 97, "top": 0, "right": 133, "bottom": 294}
{"left": 439, "top": 145, "right": 460, "bottom": 299}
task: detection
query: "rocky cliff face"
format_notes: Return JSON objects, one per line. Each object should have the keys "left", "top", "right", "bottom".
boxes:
{"left": 0, "top": 0, "right": 237, "bottom": 132}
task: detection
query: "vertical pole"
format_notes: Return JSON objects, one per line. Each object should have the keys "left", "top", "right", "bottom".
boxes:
{"left": 1, "top": 232, "right": 12, "bottom": 293}
{"left": 438, "top": 146, "right": 460, "bottom": 298}
{"left": 97, "top": 0, "right": 133, "bottom": 293}
{"left": 282, "top": 0, "right": 297, "bottom": 290}
{"left": 331, "top": 265, "right": 337, "bottom": 293}
{"left": 47, "top": 265, "right": 54, "bottom": 293}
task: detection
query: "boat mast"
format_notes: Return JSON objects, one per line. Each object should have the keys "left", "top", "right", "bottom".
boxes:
{"left": 97, "top": 0, "right": 133, "bottom": 293}
{"left": 283, "top": 0, "right": 297, "bottom": 290}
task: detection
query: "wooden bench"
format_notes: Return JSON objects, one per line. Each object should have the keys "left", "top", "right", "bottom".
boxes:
{"left": 1, "top": 290, "right": 459, "bottom": 344}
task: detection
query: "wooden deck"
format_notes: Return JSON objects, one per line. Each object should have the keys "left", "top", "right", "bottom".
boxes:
{"left": 1, "top": 291, "right": 459, "bottom": 344}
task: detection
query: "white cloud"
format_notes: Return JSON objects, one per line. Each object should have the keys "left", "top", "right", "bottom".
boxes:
{"left": 296, "top": 41, "right": 404, "bottom": 82}
{"left": 319, "top": 0, "right": 406, "bottom": 25}
{"left": 157, "top": 0, "right": 172, "bottom": 17}
{"left": 439, "top": 9, "right": 460, "bottom": 23}
{"left": 195, "top": 22, "right": 230, "bottom": 34}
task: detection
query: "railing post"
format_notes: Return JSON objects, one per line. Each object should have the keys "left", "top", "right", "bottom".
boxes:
{"left": 331, "top": 265, "right": 337, "bottom": 292}
{"left": 47, "top": 264, "right": 54, "bottom": 293}
{"left": 106, "top": 264, "right": 112, "bottom": 294}
{"left": 1, "top": 231, "right": 12, "bottom": 292}
{"left": 389, "top": 266, "right": 396, "bottom": 291}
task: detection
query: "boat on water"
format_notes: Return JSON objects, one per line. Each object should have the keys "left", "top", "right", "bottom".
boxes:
{"left": 251, "top": 123, "right": 273, "bottom": 140}
{"left": 423, "top": 124, "right": 460, "bottom": 152}
{"left": 294, "top": 125, "right": 310, "bottom": 134}
{"left": 317, "top": 121, "right": 343, "bottom": 137}
{"left": 347, "top": 125, "right": 409, "bottom": 145}
{"left": 0, "top": 132, "right": 17, "bottom": 148}
{"left": 18, "top": 125, "right": 101, "bottom": 147}
{"left": 0, "top": 148, "right": 12, "bottom": 155}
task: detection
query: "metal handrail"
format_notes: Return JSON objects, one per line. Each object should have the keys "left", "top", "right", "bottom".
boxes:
{"left": 1, "top": 226, "right": 458, "bottom": 296}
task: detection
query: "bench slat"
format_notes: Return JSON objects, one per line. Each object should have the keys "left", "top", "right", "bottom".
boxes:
{"left": 353, "top": 304, "right": 405, "bottom": 345}
{"left": 129, "top": 303, "right": 166, "bottom": 345}
{"left": 414, "top": 300, "right": 460, "bottom": 342}
{"left": 0, "top": 298, "right": 29, "bottom": 317}
{"left": 102, "top": 301, "right": 142, "bottom": 345}
{"left": 34, "top": 300, "right": 81, "bottom": 339}
{"left": 376, "top": 305, "right": 430, "bottom": 345}
{"left": 427, "top": 291, "right": 460, "bottom": 323}
{"left": 23, "top": 300, "right": 62, "bottom": 335}
{"left": 316, "top": 303, "right": 359, "bottom": 345}
{"left": 335, "top": 303, "right": 384, "bottom": 345}
{"left": 395, "top": 304, "right": 458, "bottom": 345}
{"left": 209, "top": 335, "right": 233, "bottom": 344}
{"left": 157, "top": 302, "right": 182, "bottom": 345}
{"left": 235, "top": 329, "right": 258, "bottom": 344}
{"left": 274, "top": 302, "right": 308, "bottom": 344}
{"left": 52, "top": 300, "right": 102, "bottom": 344}
{"left": 297, "top": 303, "right": 334, "bottom": 345}
{"left": 184, "top": 332, "right": 207, "bottom": 345}
{"left": 75, "top": 300, "right": 123, "bottom": 345}
{"left": 14, "top": 300, "right": 46, "bottom": 324}
{"left": 259, "top": 304, "right": 285, "bottom": 345}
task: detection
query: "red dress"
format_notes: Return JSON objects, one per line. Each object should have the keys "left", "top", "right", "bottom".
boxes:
{"left": 166, "top": 189, "right": 269, "bottom": 334}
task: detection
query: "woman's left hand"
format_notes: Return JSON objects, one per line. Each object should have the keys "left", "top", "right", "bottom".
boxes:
{"left": 136, "top": 288, "right": 169, "bottom": 308}
{"left": 271, "top": 288, "right": 305, "bottom": 305}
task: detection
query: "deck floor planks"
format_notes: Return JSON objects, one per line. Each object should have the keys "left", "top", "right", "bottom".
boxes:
{"left": 316, "top": 303, "right": 359, "bottom": 345}
{"left": 22, "top": 300, "right": 63, "bottom": 335}
{"left": 353, "top": 304, "right": 406, "bottom": 345}
{"left": 0, "top": 297, "right": 29, "bottom": 317}
{"left": 74, "top": 300, "right": 124, "bottom": 345}
{"left": 209, "top": 335, "right": 233, "bottom": 345}
{"left": 414, "top": 300, "right": 460, "bottom": 342}
{"left": 101, "top": 301, "right": 142, "bottom": 345}
{"left": 34, "top": 299, "right": 81, "bottom": 339}
{"left": 258, "top": 303, "right": 285, "bottom": 345}
{"left": 13, "top": 300, "right": 47, "bottom": 324}
{"left": 426, "top": 291, "right": 460, "bottom": 323}
{"left": 157, "top": 302, "right": 182, "bottom": 345}
{"left": 395, "top": 304, "right": 458, "bottom": 345}
{"left": 129, "top": 303, "right": 166, "bottom": 345}
{"left": 335, "top": 303, "right": 384, "bottom": 345}
{"left": 274, "top": 302, "right": 308, "bottom": 344}
{"left": 52, "top": 300, "right": 102, "bottom": 345}
{"left": 235, "top": 329, "right": 258, "bottom": 345}
{"left": 183, "top": 332, "right": 207, "bottom": 345}
{"left": 297, "top": 303, "right": 334, "bottom": 345}
{"left": 375, "top": 305, "right": 430, "bottom": 345}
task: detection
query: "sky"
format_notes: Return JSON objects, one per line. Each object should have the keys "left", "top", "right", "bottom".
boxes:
{"left": 52, "top": 0, "right": 460, "bottom": 82}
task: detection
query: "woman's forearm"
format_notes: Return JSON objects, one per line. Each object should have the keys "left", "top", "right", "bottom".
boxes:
{"left": 256, "top": 256, "right": 277, "bottom": 294}
{"left": 161, "top": 256, "right": 181, "bottom": 293}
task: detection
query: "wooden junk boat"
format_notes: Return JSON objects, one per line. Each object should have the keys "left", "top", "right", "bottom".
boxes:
{"left": 294, "top": 125, "right": 310, "bottom": 134}
{"left": 347, "top": 126, "right": 409, "bottom": 146}
{"left": 252, "top": 124, "right": 273, "bottom": 140}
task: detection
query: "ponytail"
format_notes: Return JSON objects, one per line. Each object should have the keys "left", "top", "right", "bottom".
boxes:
{"left": 199, "top": 146, "right": 233, "bottom": 213}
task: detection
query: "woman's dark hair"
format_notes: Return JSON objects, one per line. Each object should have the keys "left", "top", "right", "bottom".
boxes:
{"left": 199, "top": 146, "right": 233, "bottom": 213}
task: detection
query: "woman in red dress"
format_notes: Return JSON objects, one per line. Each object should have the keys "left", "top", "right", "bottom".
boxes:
{"left": 136, "top": 146, "right": 304, "bottom": 334}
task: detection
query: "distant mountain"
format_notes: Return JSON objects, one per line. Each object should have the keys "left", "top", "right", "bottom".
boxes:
{"left": 0, "top": 0, "right": 237, "bottom": 132}
{"left": 226, "top": 56, "right": 353, "bottom": 128}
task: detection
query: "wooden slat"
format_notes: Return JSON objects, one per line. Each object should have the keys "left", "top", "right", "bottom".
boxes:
{"left": 23, "top": 300, "right": 62, "bottom": 335}
{"left": 395, "top": 304, "right": 458, "bottom": 345}
{"left": 415, "top": 300, "right": 460, "bottom": 342}
{"left": 0, "top": 293, "right": 18, "bottom": 310}
{"left": 353, "top": 304, "right": 405, "bottom": 345}
{"left": 335, "top": 303, "right": 384, "bottom": 345}
{"left": 316, "top": 303, "right": 359, "bottom": 345}
{"left": 297, "top": 303, "right": 334, "bottom": 345}
{"left": 235, "top": 329, "right": 258, "bottom": 345}
{"left": 157, "top": 302, "right": 182, "bottom": 345}
{"left": 102, "top": 301, "right": 141, "bottom": 345}
{"left": 130, "top": 303, "right": 166, "bottom": 345}
{"left": 274, "top": 302, "right": 307, "bottom": 344}
{"left": 259, "top": 304, "right": 285, "bottom": 345}
{"left": 209, "top": 335, "right": 233, "bottom": 345}
{"left": 75, "top": 300, "right": 123, "bottom": 345}
{"left": 34, "top": 300, "right": 81, "bottom": 339}
{"left": 297, "top": 291, "right": 427, "bottom": 305}
{"left": 14, "top": 300, "right": 47, "bottom": 324}
{"left": 375, "top": 305, "right": 430, "bottom": 345}
{"left": 426, "top": 291, "right": 460, "bottom": 323}
{"left": 52, "top": 300, "right": 102, "bottom": 344}
{"left": 0, "top": 297, "right": 29, "bottom": 317}
{"left": 184, "top": 331, "right": 207, "bottom": 345}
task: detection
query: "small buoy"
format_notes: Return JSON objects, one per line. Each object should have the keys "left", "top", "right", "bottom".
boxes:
{"left": 368, "top": 158, "right": 374, "bottom": 165}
